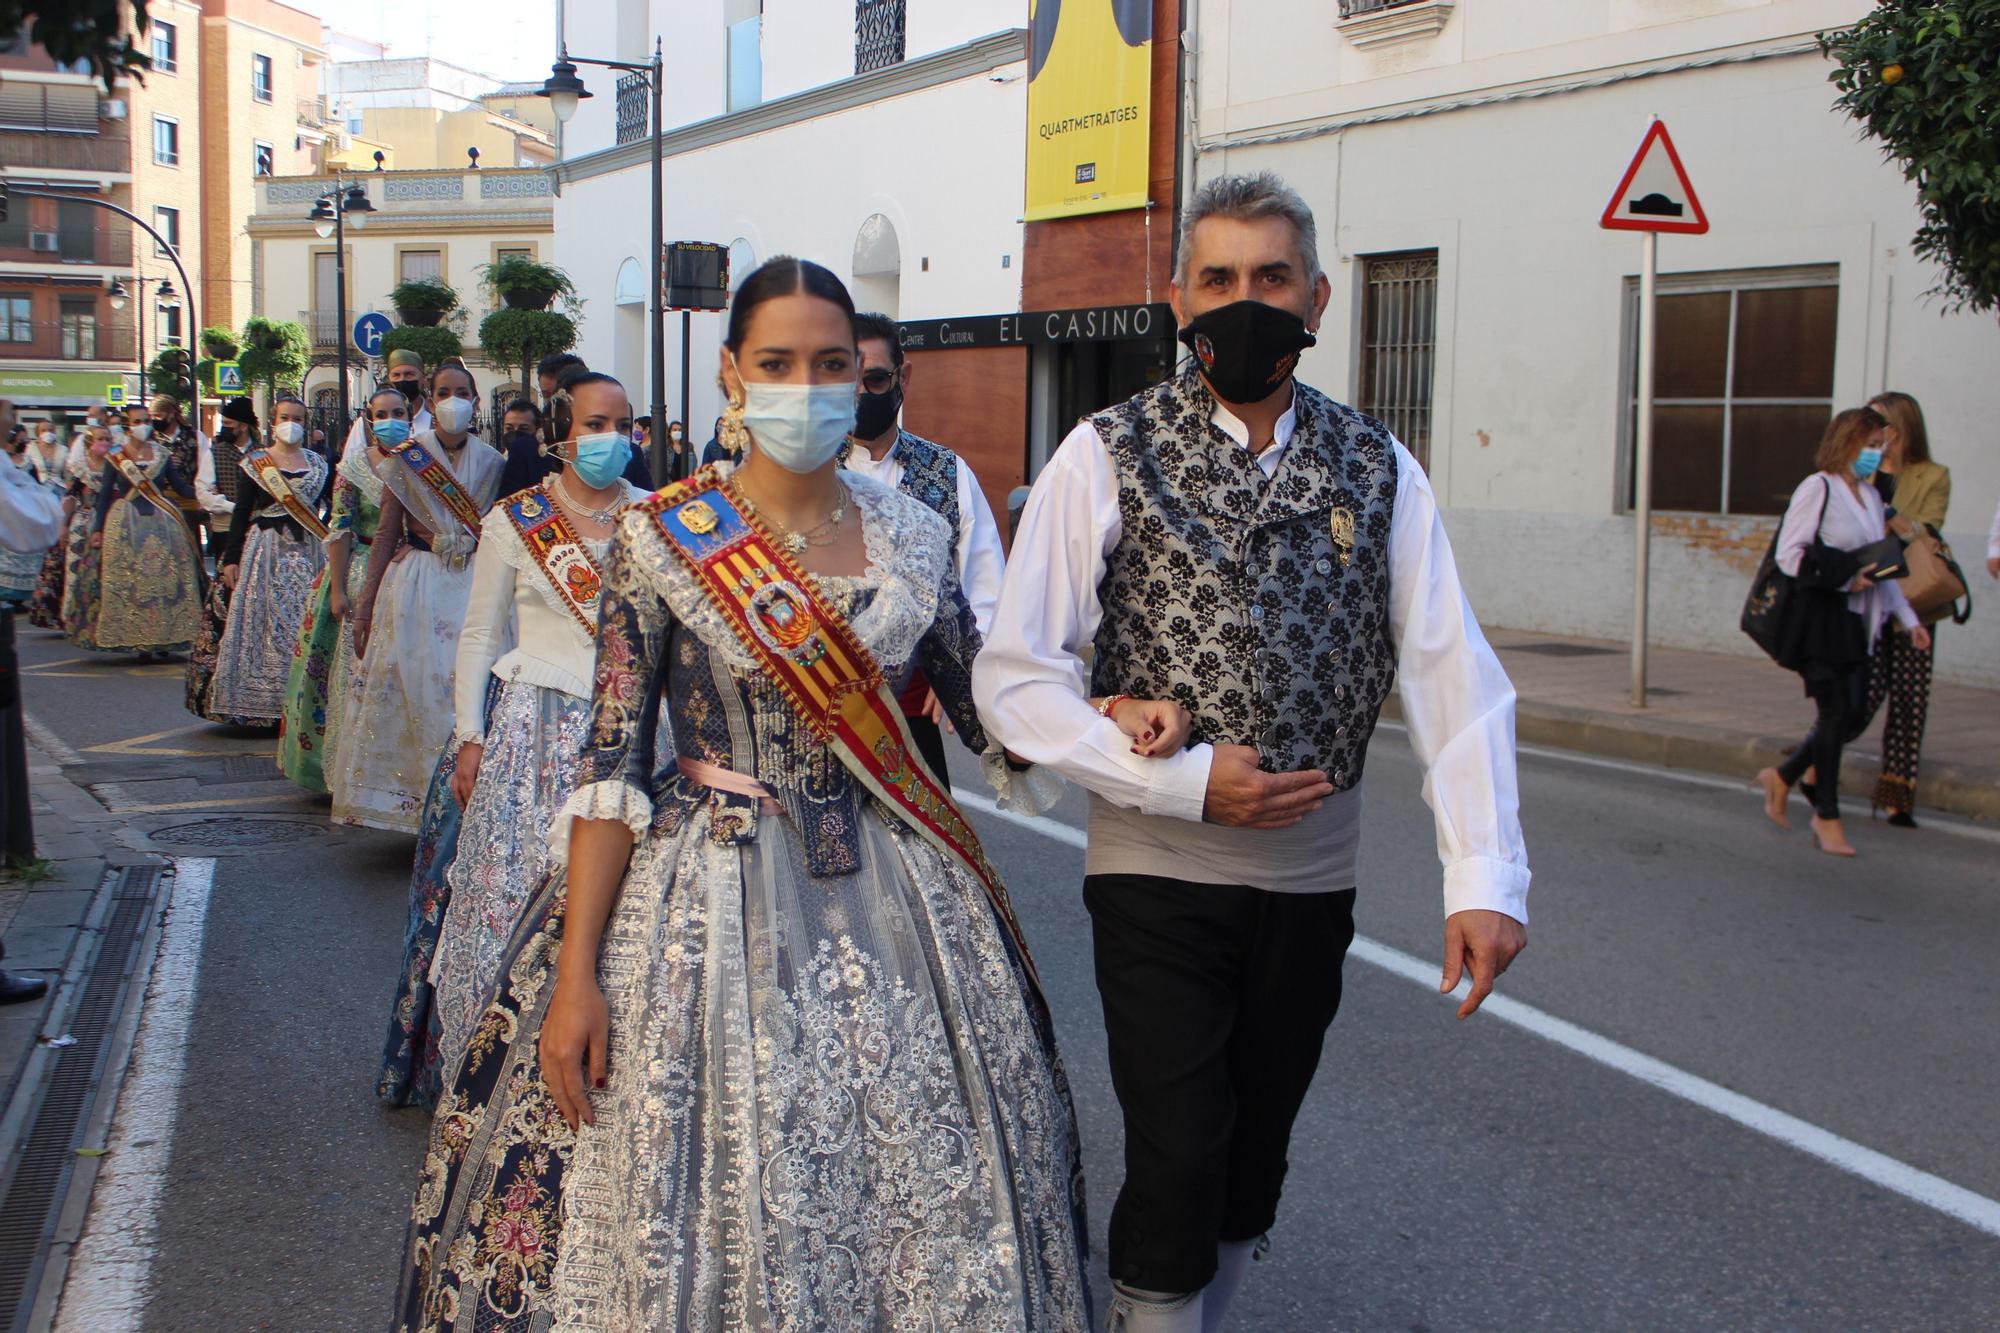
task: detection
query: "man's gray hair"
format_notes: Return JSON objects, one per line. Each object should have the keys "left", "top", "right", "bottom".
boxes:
{"left": 1175, "top": 172, "right": 1322, "bottom": 287}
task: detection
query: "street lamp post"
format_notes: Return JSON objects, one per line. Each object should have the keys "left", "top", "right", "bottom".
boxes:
{"left": 537, "top": 38, "right": 668, "bottom": 485}
{"left": 310, "top": 178, "right": 377, "bottom": 438}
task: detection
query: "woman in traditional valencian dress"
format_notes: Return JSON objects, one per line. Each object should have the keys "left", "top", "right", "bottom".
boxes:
{"left": 88, "top": 416, "right": 203, "bottom": 658}
{"left": 395, "top": 259, "right": 1088, "bottom": 1332}
{"left": 24, "top": 422, "right": 70, "bottom": 628}
{"left": 279, "top": 391, "right": 391, "bottom": 793}
{"left": 341, "top": 362, "right": 504, "bottom": 832}
{"left": 59, "top": 428, "right": 111, "bottom": 648}
{"left": 378, "top": 374, "right": 643, "bottom": 1109}
{"left": 203, "top": 394, "right": 328, "bottom": 725}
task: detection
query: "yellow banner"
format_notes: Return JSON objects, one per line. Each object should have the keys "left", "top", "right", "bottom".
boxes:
{"left": 1025, "top": 0, "right": 1153, "bottom": 222}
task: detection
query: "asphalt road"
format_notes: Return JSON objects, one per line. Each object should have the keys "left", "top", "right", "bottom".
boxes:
{"left": 17, "top": 626, "right": 2000, "bottom": 1332}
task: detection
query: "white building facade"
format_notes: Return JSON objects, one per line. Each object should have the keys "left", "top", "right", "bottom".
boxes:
{"left": 548, "top": 0, "right": 1030, "bottom": 476}
{"left": 1193, "top": 0, "right": 2000, "bottom": 687}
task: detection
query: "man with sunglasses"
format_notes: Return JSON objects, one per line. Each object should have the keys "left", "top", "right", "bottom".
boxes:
{"left": 842, "top": 311, "right": 1006, "bottom": 790}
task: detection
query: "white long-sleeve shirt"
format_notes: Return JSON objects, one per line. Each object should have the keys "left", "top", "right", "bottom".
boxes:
{"left": 1776, "top": 471, "right": 1918, "bottom": 647}
{"left": 189, "top": 430, "right": 232, "bottom": 517}
{"left": 452, "top": 481, "right": 641, "bottom": 744}
{"left": 842, "top": 432, "right": 1005, "bottom": 636}
{"left": 971, "top": 396, "right": 1531, "bottom": 924}
{"left": 0, "top": 460, "right": 65, "bottom": 553}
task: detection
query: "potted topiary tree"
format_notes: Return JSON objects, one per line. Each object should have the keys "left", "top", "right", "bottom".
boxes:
{"left": 390, "top": 277, "right": 461, "bottom": 327}
{"left": 380, "top": 324, "right": 464, "bottom": 369}
{"left": 480, "top": 254, "right": 581, "bottom": 314}
{"left": 478, "top": 307, "right": 578, "bottom": 403}
{"left": 236, "top": 316, "right": 310, "bottom": 398}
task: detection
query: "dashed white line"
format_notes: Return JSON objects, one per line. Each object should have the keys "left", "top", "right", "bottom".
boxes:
{"left": 53, "top": 857, "right": 215, "bottom": 1332}
{"left": 954, "top": 792, "right": 2000, "bottom": 1240}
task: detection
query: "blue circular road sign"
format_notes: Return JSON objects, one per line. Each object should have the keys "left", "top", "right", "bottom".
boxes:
{"left": 352, "top": 312, "right": 394, "bottom": 357}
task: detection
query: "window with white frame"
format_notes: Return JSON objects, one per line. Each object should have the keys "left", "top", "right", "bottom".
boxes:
{"left": 154, "top": 205, "right": 180, "bottom": 257}
{"left": 152, "top": 20, "right": 177, "bottom": 72}
{"left": 252, "top": 53, "right": 274, "bottom": 102}
{"left": 158, "top": 303, "right": 183, "bottom": 346}
{"left": 153, "top": 115, "right": 179, "bottom": 166}
{"left": 1624, "top": 266, "right": 1838, "bottom": 517}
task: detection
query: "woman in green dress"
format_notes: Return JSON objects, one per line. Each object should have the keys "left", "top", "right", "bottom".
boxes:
{"left": 278, "top": 389, "right": 393, "bottom": 793}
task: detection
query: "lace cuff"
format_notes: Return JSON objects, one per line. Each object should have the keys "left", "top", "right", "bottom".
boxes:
{"left": 979, "top": 746, "right": 1064, "bottom": 815}
{"left": 549, "top": 779, "right": 654, "bottom": 864}
{"left": 449, "top": 730, "right": 485, "bottom": 752}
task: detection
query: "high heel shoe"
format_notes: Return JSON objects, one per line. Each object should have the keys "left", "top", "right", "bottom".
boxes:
{"left": 1753, "top": 768, "right": 1791, "bottom": 829}
{"left": 1811, "top": 816, "right": 1857, "bottom": 857}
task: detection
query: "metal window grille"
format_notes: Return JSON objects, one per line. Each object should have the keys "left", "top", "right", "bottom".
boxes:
{"left": 1358, "top": 251, "right": 1439, "bottom": 469}
{"left": 1339, "top": 0, "right": 1427, "bottom": 16}
{"left": 615, "top": 72, "right": 648, "bottom": 146}
{"left": 855, "top": 0, "right": 906, "bottom": 75}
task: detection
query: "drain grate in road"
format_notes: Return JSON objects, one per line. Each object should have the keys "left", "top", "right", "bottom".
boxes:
{"left": 0, "top": 863, "right": 161, "bottom": 1333}
{"left": 148, "top": 817, "right": 324, "bottom": 848}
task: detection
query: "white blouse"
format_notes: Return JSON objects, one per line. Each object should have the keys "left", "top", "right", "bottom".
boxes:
{"left": 1776, "top": 470, "right": 1918, "bottom": 648}
{"left": 452, "top": 480, "right": 641, "bottom": 745}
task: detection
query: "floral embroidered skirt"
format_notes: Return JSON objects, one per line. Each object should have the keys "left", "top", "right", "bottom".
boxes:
{"left": 208, "top": 526, "right": 324, "bottom": 724}
{"left": 331, "top": 549, "right": 471, "bottom": 834}
{"left": 26, "top": 536, "right": 65, "bottom": 629}
{"left": 93, "top": 500, "right": 201, "bottom": 652}
{"left": 282, "top": 555, "right": 369, "bottom": 795}
{"left": 59, "top": 509, "right": 103, "bottom": 649}
{"left": 394, "top": 796, "right": 1091, "bottom": 1332}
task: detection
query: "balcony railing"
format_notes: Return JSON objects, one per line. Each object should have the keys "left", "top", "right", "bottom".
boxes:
{"left": 615, "top": 73, "right": 648, "bottom": 146}
{"left": 0, "top": 224, "right": 133, "bottom": 266}
{"left": 0, "top": 131, "right": 132, "bottom": 174}
{"left": 297, "top": 95, "right": 328, "bottom": 127}
{"left": 1339, "top": 0, "right": 1427, "bottom": 15}
{"left": 0, "top": 320, "right": 138, "bottom": 362}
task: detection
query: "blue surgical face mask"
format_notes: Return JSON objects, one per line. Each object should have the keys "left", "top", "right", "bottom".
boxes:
{"left": 371, "top": 417, "right": 411, "bottom": 447}
{"left": 1854, "top": 446, "right": 1884, "bottom": 480}
{"left": 566, "top": 431, "right": 633, "bottom": 488}
{"left": 734, "top": 361, "right": 856, "bottom": 474}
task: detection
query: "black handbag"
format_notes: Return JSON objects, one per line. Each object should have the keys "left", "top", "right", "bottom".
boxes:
{"left": 1743, "top": 478, "right": 1843, "bottom": 670}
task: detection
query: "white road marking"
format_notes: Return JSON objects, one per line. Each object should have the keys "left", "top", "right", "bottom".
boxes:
{"left": 953, "top": 793, "right": 2000, "bottom": 1240}
{"left": 53, "top": 858, "right": 215, "bottom": 1333}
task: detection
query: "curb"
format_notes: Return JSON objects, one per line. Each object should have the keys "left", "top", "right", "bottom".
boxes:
{"left": 1381, "top": 696, "right": 2000, "bottom": 822}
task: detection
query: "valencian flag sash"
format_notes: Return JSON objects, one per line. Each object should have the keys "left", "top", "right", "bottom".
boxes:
{"left": 649, "top": 472, "right": 1046, "bottom": 996}
{"left": 241, "top": 448, "right": 331, "bottom": 542}
{"left": 106, "top": 444, "right": 184, "bottom": 519}
{"left": 501, "top": 485, "right": 605, "bottom": 634}
{"left": 389, "top": 438, "right": 483, "bottom": 539}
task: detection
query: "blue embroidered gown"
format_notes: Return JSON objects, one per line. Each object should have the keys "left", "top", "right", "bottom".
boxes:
{"left": 395, "top": 470, "right": 1088, "bottom": 1332}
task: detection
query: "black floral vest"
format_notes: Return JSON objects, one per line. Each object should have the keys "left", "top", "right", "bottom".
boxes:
{"left": 1089, "top": 368, "right": 1399, "bottom": 791}
{"left": 885, "top": 430, "right": 961, "bottom": 547}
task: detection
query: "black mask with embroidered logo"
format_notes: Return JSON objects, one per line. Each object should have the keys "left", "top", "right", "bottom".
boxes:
{"left": 852, "top": 383, "right": 903, "bottom": 441}
{"left": 1176, "top": 300, "right": 1317, "bottom": 406}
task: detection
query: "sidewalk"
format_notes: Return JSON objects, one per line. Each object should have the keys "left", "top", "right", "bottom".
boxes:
{"left": 1417, "top": 629, "right": 2000, "bottom": 821}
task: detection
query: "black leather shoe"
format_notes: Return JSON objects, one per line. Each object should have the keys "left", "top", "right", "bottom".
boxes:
{"left": 0, "top": 969, "right": 48, "bottom": 1004}
{"left": 1887, "top": 811, "right": 1918, "bottom": 829}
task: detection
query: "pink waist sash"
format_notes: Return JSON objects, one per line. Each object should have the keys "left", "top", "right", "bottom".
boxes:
{"left": 677, "top": 757, "right": 783, "bottom": 816}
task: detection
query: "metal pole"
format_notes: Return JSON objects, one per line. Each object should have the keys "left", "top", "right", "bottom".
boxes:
{"left": 135, "top": 260, "right": 145, "bottom": 391}
{"left": 1632, "top": 229, "right": 1658, "bottom": 708}
{"left": 679, "top": 309, "right": 691, "bottom": 482}
{"left": 333, "top": 178, "right": 351, "bottom": 436}
{"left": 648, "top": 40, "right": 668, "bottom": 488}
{"left": 0, "top": 608, "right": 31, "bottom": 864}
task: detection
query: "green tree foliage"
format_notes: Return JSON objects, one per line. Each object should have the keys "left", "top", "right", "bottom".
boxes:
{"left": 0, "top": 1, "right": 152, "bottom": 88}
{"left": 478, "top": 308, "right": 578, "bottom": 379}
{"left": 235, "top": 316, "right": 309, "bottom": 395}
{"left": 1823, "top": 2, "right": 2000, "bottom": 313}
{"left": 380, "top": 324, "right": 463, "bottom": 367}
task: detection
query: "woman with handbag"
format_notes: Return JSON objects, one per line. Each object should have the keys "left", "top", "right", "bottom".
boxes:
{"left": 1755, "top": 407, "right": 1929, "bottom": 856}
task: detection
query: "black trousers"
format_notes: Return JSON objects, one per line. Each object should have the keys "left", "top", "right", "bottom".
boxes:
{"left": 1084, "top": 873, "right": 1356, "bottom": 1294}
{"left": 1777, "top": 663, "right": 1868, "bottom": 819}
{"left": 904, "top": 711, "right": 950, "bottom": 792}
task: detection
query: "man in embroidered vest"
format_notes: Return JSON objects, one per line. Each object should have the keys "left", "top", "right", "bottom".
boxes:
{"left": 974, "top": 173, "right": 1532, "bottom": 1332}
{"left": 844, "top": 311, "right": 1007, "bottom": 790}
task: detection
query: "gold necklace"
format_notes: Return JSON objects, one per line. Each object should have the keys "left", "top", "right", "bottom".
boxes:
{"left": 742, "top": 481, "right": 850, "bottom": 555}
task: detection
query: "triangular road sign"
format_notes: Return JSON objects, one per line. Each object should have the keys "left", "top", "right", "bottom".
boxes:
{"left": 1600, "top": 119, "right": 1709, "bottom": 235}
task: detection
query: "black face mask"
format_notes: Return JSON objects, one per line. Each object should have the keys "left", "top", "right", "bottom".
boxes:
{"left": 393, "top": 379, "right": 424, "bottom": 404}
{"left": 1176, "top": 300, "right": 1317, "bottom": 407}
{"left": 852, "top": 383, "right": 903, "bottom": 441}
{"left": 504, "top": 429, "right": 539, "bottom": 453}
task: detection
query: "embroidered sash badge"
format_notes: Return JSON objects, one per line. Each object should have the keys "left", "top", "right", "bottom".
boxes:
{"left": 502, "top": 485, "right": 604, "bottom": 634}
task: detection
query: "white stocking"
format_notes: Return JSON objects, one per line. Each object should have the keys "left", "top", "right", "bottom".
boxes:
{"left": 1108, "top": 1284, "right": 1204, "bottom": 1333}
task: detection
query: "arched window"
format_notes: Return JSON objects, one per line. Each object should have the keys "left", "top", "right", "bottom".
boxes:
{"left": 851, "top": 213, "right": 901, "bottom": 317}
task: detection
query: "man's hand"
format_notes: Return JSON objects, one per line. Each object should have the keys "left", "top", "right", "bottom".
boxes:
{"left": 1441, "top": 910, "right": 1527, "bottom": 1020}
{"left": 1987, "top": 555, "right": 1999, "bottom": 580}
{"left": 1202, "top": 744, "right": 1332, "bottom": 829}
{"left": 922, "top": 689, "right": 953, "bottom": 734}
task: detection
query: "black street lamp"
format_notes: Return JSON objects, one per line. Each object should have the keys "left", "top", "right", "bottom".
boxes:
{"left": 536, "top": 39, "right": 668, "bottom": 484}
{"left": 308, "top": 179, "right": 377, "bottom": 438}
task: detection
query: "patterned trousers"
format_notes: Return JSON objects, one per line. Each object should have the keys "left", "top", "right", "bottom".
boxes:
{"left": 1850, "top": 626, "right": 1934, "bottom": 814}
